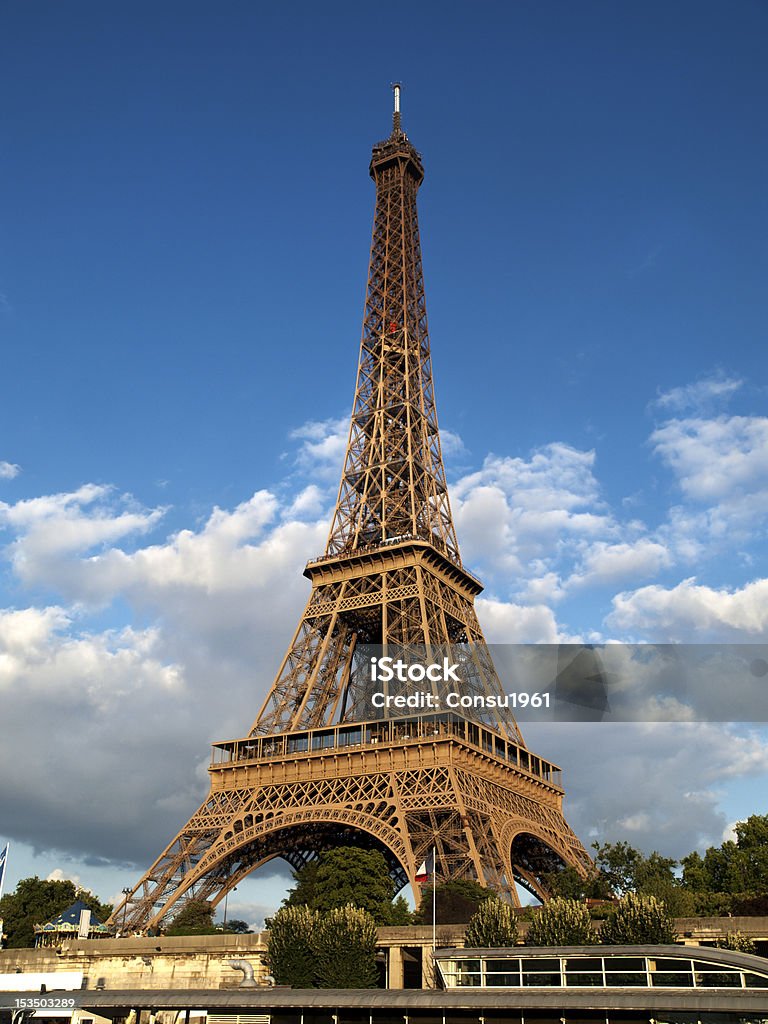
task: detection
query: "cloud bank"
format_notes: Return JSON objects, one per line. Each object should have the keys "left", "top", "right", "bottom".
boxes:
{"left": 1, "top": 378, "right": 766, "bottom": 889}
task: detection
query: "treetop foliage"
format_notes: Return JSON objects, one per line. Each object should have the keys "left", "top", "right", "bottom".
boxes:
{"left": 600, "top": 893, "right": 678, "bottom": 945}
{"left": 165, "top": 898, "right": 219, "bottom": 935}
{"left": 526, "top": 896, "right": 593, "bottom": 946}
{"left": 544, "top": 815, "right": 768, "bottom": 918}
{"left": 464, "top": 896, "right": 519, "bottom": 947}
{"left": 314, "top": 905, "right": 379, "bottom": 988}
{"left": 285, "top": 847, "right": 411, "bottom": 924}
{"left": 415, "top": 879, "right": 493, "bottom": 924}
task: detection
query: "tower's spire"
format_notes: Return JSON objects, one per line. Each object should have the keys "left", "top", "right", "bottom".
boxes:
{"left": 392, "top": 81, "right": 402, "bottom": 135}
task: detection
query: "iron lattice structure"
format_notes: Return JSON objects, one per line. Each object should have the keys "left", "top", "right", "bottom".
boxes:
{"left": 112, "top": 92, "right": 590, "bottom": 933}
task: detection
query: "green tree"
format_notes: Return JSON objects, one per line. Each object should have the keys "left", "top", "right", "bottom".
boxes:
{"left": 634, "top": 852, "right": 694, "bottom": 917}
{"left": 265, "top": 905, "right": 318, "bottom": 987}
{"left": 312, "top": 848, "right": 394, "bottom": 921}
{"left": 690, "top": 891, "right": 734, "bottom": 917}
{"left": 388, "top": 895, "right": 414, "bottom": 925}
{"left": 0, "top": 876, "right": 112, "bottom": 949}
{"left": 680, "top": 851, "right": 712, "bottom": 893}
{"left": 634, "top": 851, "right": 677, "bottom": 891}
{"left": 731, "top": 893, "right": 768, "bottom": 915}
{"left": 464, "top": 897, "right": 519, "bottom": 947}
{"left": 222, "top": 919, "right": 253, "bottom": 934}
{"left": 165, "top": 898, "right": 218, "bottom": 935}
{"left": 590, "top": 842, "right": 693, "bottom": 915}
{"left": 415, "top": 880, "right": 493, "bottom": 925}
{"left": 541, "top": 865, "right": 612, "bottom": 901}
{"left": 600, "top": 893, "right": 677, "bottom": 945}
{"left": 592, "top": 841, "right": 642, "bottom": 896}
{"left": 729, "top": 816, "right": 768, "bottom": 892}
{"left": 314, "top": 905, "right": 379, "bottom": 988}
{"left": 285, "top": 848, "right": 403, "bottom": 924}
{"left": 680, "top": 815, "right": 768, "bottom": 912}
{"left": 284, "top": 860, "right": 320, "bottom": 909}
{"left": 526, "top": 897, "right": 593, "bottom": 946}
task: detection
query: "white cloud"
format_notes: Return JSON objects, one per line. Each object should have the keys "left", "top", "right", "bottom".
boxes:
{"left": 451, "top": 444, "right": 615, "bottom": 582}
{"left": 607, "top": 576, "right": 768, "bottom": 640}
{"left": 0, "top": 604, "right": 201, "bottom": 863}
{"left": 2, "top": 397, "right": 768, "bottom": 893}
{"left": 533, "top": 721, "right": 768, "bottom": 857}
{"left": 477, "top": 597, "right": 573, "bottom": 644}
{"left": 439, "top": 428, "right": 467, "bottom": 458}
{"left": 568, "top": 539, "right": 673, "bottom": 588}
{"left": 454, "top": 444, "right": 602, "bottom": 512}
{"left": 0, "top": 461, "right": 20, "bottom": 480}
{"left": 285, "top": 484, "right": 327, "bottom": 520}
{"left": 46, "top": 868, "right": 82, "bottom": 885}
{"left": 0, "top": 486, "right": 326, "bottom": 610}
{"left": 0, "top": 485, "right": 166, "bottom": 586}
{"left": 651, "top": 414, "right": 768, "bottom": 503}
{"left": 519, "top": 572, "right": 567, "bottom": 604}
{"left": 0, "top": 481, "right": 333, "bottom": 866}
{"left": 289, "top": 416, "right": 348, "bottom": 478}
{"left": 652, "top": 374, "right": 742, "bottom": 414}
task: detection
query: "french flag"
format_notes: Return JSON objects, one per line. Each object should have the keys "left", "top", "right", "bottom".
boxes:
{"left": 415, "top": 850, "right": 434, "bottom": 883}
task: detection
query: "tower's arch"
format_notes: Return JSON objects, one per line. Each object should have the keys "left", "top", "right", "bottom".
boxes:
{"left": 135, "top": 811, "right": 412, "bottom": 932}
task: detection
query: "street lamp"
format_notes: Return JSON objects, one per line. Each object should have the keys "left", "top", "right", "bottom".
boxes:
{"left": 120, "top": 888, "right": 131, "bottom": 934}
{"left": 223, "top": 886, "right": 237, "bottom": 931}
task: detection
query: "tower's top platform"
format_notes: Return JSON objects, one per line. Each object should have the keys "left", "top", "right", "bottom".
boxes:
{"left": 370, "top": 82, "right": 424, "bottom": 183}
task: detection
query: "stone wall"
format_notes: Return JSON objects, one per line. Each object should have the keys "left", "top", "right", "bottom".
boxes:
{"left": 0, "top": 933, "right": 270, "bottom": 991}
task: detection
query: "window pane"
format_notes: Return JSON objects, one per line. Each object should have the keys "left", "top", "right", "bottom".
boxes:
{"left": 605, "top": 972, "right": 647, "bottom": 986}
{"left": 522, "top": 972, "right": 561, "bottom": 986}
{"left": 745, "top": 973, "right": 768, "bottom": 988}
{"left": 565, "top": 958, "right": 602, "bottom": 972}
{"left": 457, "top": 974, "right": 481, "bottom": 986}
{"left": 523, "top": 958, "right": 560, "bottom": 971}
{"left": 566, "top": 973, "right": 602, "bottom": 986}
{"left": 487, "top": 958, "right": 518, "bottom": 973}
{"left": 604, "top": 957, "right": 646, "bottom": 971}
{"left": 695, "top": 971, "right": 742, "bottom": 988}
{"left": 651, "top": 972, "right": 693, "bottom": 987}
{"left": 652, "top": 957, "right": 693, "bottom": 971}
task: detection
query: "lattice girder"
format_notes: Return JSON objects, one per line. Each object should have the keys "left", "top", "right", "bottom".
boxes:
{"left": 115, "top": 723, "right": 587, "bottom": 929}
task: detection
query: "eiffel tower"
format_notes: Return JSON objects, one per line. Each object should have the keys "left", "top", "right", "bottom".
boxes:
{"left": 113, "top": 87, "right": 590, "bottom": 933}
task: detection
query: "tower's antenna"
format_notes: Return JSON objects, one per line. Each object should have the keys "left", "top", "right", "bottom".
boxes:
{"left": 392, "top": 81, "right": 402, "bottom": 134}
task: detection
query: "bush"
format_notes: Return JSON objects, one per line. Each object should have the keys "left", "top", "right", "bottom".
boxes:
{"left": 464, "top": 897, "right": 519, "bottom": 947}
{"left": 718, "top": 930, "right": 757, "bottom": 954}
{"left": 265, "top": 905, "right": 318, "bottom": 987}
{"left": 314, "top": 905, "right": 379, "bottom": 988}
{"left": 526, "top": 898, "right": 593, "bottom": 946}
{"left": 600, "top": 893, "right": 677, "bottom": 945}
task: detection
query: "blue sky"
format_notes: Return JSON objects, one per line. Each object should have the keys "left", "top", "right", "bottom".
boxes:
{"left": 1, "top": 1, "right": 767, "bottom": 925}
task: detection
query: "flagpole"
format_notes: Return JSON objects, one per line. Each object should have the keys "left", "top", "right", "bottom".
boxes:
{"left": 0, "top": 841, "right": 8, "bottom": 949}
{"left": 431, "top": 845, "right": 436, "bottom": 956}
{"left": 0, "top": 842, "right": 8, "bottom": 902}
